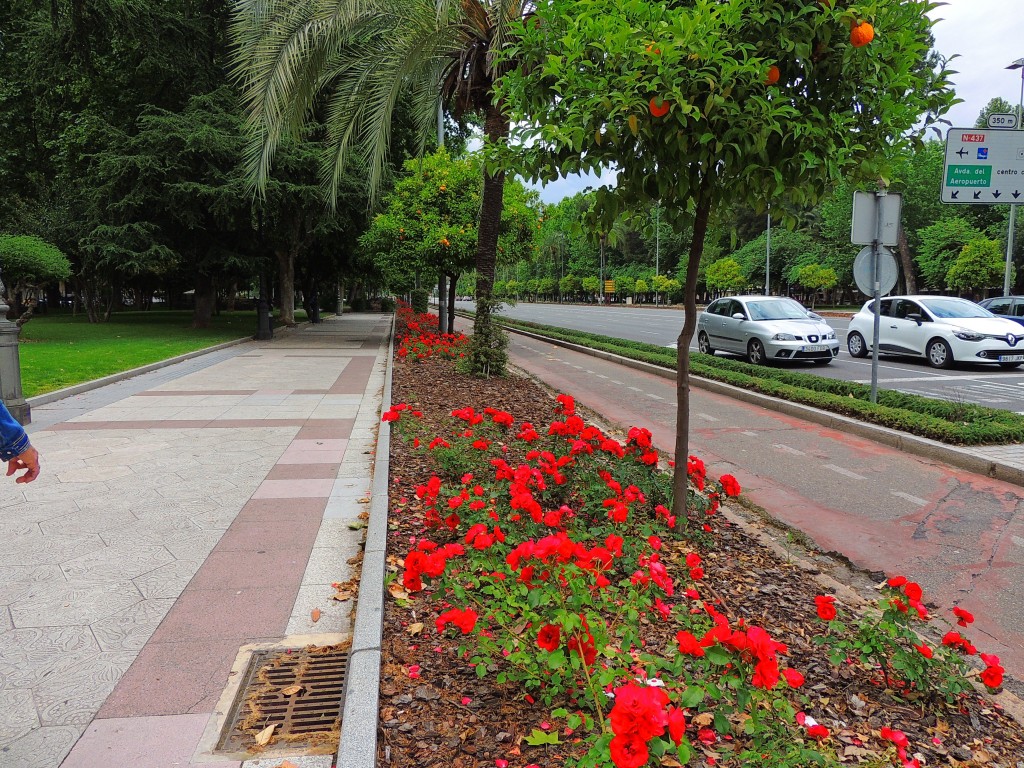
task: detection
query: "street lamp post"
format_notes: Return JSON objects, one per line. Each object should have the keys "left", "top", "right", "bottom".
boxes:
{"left": 765, "top": 206, "right": 772, "bottom": 296}
{"left": 654, "top": 201, "right": 660, "bottom": 304}
{"left": 1004, "top": 58, "right": 1024, "bottom": 297}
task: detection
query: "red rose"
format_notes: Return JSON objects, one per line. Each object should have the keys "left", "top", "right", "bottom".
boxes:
{"left": 667, "top": 707, "right": 687, "bottom": 746}
{"left": 953, "top": 606, "right": 975, "bottom": 627}
{"left": 981, "top": 664, "right": 1004, "bottom": 689}
{"left": 676, "top": 631, "right": 706, "bottom": 657}
{"left": 536, "top": 624, "right": 561, "bottom": 652}
{"left": 608, "top": 733, "right": 648, "bottom": 768}
{"left": 719, "top": 474, "right": 741, "bottom": 496}
{"left": 913, "top": 643, "right": 934, "bottom": 659}
{"left": 814, "top": 595, "right": 837, "bottom": 621}
{"left": 782, "top": 668, "right": 805, "bottom": 688}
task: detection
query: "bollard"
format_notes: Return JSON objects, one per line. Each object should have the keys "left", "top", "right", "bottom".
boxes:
{"left": 0, "top": 291, "right": 29, "bottom": 425}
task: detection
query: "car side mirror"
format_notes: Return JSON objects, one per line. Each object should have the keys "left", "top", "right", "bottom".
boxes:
{"left": 808, "top": 312, "right": 822, "bottom": 321}
{"left": 732, "top": 312, "right": 745, "bottom": 320}
{"left": 906, "top": 312, "right": 923, "bottom": 325}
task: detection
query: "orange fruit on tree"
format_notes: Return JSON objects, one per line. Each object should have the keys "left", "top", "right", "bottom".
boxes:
{"left": 850, "top": 21, "right": 874, "bottom": 47}
{"left": 649, "top": 97, "right": 670, "bottom": 117}
{"left": 765, "top": 65, "right": 780, "bottom": 85}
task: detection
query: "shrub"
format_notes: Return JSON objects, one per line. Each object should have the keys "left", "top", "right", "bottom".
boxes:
{"left": 410, "top": 288, "right": 429, "bottom": 314}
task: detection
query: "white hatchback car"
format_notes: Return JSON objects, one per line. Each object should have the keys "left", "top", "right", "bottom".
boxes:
{"left": 846, "top": 295, "right": 1024, "bottom": 369}
{"left": 697, "top": 295, "right": 839, "bottom": 365}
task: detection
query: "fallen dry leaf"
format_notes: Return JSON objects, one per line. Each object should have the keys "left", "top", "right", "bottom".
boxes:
{"left": 358, "top": 510, "right": 370, "bottom": 520}
{"left": 358, "top": 497, "right": 371, "bottom": 503}
{"left": 254, "top": 723, "right": 276, "bottom": 746}
{"left": 692, "top": 712, "right": 714, "bottom": 727}
{"left": 281, "top": 685, "right": 303, "bottom": 696}
{"left": 407, "top": 622, "right": 424, "bottom": 636}
{"left": 311, "top": 608, "right": 321, "bottom": 623}
{"left": 388, "top": 583, "right": 410, "bottom": 600}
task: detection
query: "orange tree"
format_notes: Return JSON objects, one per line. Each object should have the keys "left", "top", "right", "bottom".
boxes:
{"left": 495, "top": 0, "right": 956, "bottom": 516}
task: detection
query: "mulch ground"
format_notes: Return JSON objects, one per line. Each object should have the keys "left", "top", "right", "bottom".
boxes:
{"left": 377, "top": 355, "right": 1024, "bottom": 768}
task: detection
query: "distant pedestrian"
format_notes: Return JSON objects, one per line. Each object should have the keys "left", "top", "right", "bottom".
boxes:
{"left": 0, "top": 403, "right": 39, "bottom": 483}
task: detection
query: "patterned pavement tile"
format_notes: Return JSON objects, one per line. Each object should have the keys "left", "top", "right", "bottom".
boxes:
{"left": 131, "top": 560, "right": 204, "bottom": 601}
{"left": 0, "top": 688, "right": 37, "bottom": 748}
{"left": 9, "top": 580, "right": 142, "bottom": 628}
{"left": 34, "top": 650, "right": 137, "bottom": 726}
{"left": 0, "top": 724, "right": 81, "bottom": 768}
{"left": 0, "top": 627, "right": 99, "bottom": 688}
{"left": 2, "top": 533, "right": 105, "bottom": 567}
{"left": 91, "top": 599, "right": 177, "bottom": 652}
{"left": 38, "top": 507, "right": 138, "bottom": 537}
{"left": 61, "top": 543, "right": 176, "bottom": 584}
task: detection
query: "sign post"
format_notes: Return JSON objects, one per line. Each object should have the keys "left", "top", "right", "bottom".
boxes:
{"left": 851, "top": 190, "right": 903, "bottom": 404}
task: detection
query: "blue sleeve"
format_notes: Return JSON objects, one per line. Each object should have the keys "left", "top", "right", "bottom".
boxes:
{"left": 0, "top": 402, "right": 29, "bottom": 461}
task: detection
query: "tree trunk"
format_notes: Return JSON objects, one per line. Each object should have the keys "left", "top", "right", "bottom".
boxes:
{"left": 447, "top": 272, "right": 458, "bottom": 333}
{"left": 193, "top": 273, "right": 215, "bottom": 328}
{"left": 469, "top": 104, "right": 511, "bottom": 376}
{"left": 276, "top": 248, "right": 296, "bottom": 325}
{"left": 897, "top": 226, "right": 917, "bottom": 294}
{"left": 672, "top": 185, "right": 714, "bottom": 521}
{"left": 437, "top": 273, "right": 448, "bottom": 333}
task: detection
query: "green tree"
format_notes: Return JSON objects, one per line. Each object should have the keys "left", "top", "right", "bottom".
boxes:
{"left": 946, "top": 238, "right": 1006, "bottom": 294}
{"left": 975, "top": 97, "right": 1017, "bottom": 128}
{"left": 917, "top": 217, "right": 983, "bottom": 289}
{"left": 793, "top": 263, "right": 838, "bottom": 308}
{"left": 499, "top": 0, "right": 955, "bottom": 513}
{"left": 232, "top": 0, "right": 535, "bottom": 376}
{"left": 705, "top": 258, "right": 746, "bottom": 294}
{"left": 0, "top": 235, "right": 72, "bottom": 322}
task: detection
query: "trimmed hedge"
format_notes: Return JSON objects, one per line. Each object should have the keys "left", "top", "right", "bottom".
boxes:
{"left": 495, "top": 317, "right": 1024, "bottom": 446}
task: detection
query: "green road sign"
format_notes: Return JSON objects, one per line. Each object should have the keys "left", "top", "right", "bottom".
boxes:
{"left": 945, "top": 164, "right": 992, "bottom": 187}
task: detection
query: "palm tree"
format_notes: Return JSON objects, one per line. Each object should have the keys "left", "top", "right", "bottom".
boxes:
{"left": 231, "top": 0, "right": 533, "bottom": 375}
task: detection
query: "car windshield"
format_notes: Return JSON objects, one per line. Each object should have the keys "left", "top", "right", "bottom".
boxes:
{"left": 746, "top": 298, "right": 809, "bottom": 321}
{"left": 919, "top": 298, "right": 994, "bottom": 319}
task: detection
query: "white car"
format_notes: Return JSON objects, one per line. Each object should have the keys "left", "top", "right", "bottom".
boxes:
{"left": 697, "top": 295, "right": 839, "bottom": 365}
{"left": 846, "top": 295, "right": 1024, "bottom": 369}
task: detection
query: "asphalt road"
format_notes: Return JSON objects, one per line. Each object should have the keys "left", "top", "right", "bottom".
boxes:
{"left": 455, "top": 300, "right": 1024, "bottom": 413}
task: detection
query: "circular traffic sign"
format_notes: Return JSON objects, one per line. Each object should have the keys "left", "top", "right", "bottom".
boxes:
{"left": 853, "top": 245, "right": 898, "bottom": 296}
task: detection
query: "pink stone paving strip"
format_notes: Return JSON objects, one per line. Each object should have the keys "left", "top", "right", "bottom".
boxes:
{"left": 251, "top": 479, "right": 336, "bottom": 498}
{"left": 62, "top": 713, "right": 237, "bottom": 768}
{"left": 265, "top": 463, "right": 341, "bottom": 480}
{"left": 328, "top": 355, "right": 375, "bottom": 394}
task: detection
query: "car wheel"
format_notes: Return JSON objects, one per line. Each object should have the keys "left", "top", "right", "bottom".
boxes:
{"left": 926, "top": 337, "right": 954, "bottom": 369}
{"left": 847, "top": 331, "right": 868, "bottom": 358}
{"left": 999, "top": 361, "right": 1023, "bottom": 370}
{"left": 698, "top": 331, "right": 714, "bottom": 355}
{"left": 747, "top": 338, "right": 768, "bottom": 366}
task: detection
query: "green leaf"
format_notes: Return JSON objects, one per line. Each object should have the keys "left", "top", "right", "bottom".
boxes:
{"left": 679, "top": 686, "right": 704, "bottom": 708}
{"left": 525, "top": 729, "right": 561, "bottom": 746}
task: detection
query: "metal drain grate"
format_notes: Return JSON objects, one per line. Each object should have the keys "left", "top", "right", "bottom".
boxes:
{"left": 219, "top": 644, "right": 349, "bottom": 753}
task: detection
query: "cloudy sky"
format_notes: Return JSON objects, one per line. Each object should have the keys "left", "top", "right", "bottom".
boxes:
{"left": 529, "top": 0, "right": 1024, "bottom": 204}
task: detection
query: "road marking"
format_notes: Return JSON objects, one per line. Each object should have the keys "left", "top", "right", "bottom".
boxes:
{"left": 891, "top": 491, "right": 927, "bottom": 506}
{"left": 823, "top": 464, "right": 866, "bottom": 480}
{"left": 596, "top": 374, "right": 609, "bottom": 379}
{"left": 696, "top": 413, "right": 719, "bottom": 422}
{"left": 742, "top": 430, "right": 758, "bottom": 437}
{"left": 627, "top": 386, "right": 643, "bottom": 392}
{"left": 612, "top": 380, "right": 624, "bottom": 386}
{"left": 647, "top": 393, "right": 665, "bottom": 400}
{"left": 772, "top": 444, "right": 806, "bottom": 456}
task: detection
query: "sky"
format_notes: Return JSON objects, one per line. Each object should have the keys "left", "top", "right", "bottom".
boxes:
{"left": 528, "top": 0, "right": 1024, "bottom": 204}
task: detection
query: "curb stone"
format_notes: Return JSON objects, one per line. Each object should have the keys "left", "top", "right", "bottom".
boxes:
{"left": 336, "top": 314, "right": 395, "bottom": 767}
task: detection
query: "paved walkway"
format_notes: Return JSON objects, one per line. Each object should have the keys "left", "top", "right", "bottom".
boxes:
{"left": 0, "top": 314, "right": 390, "bottom": 768}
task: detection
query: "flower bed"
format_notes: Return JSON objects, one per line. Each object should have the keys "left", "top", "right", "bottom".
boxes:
{"left": 378, "top": 312, "right": 1023, "bottom": 767}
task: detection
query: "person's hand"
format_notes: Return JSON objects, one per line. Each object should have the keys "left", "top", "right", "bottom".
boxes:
{"left": 7, "top": 445, "right": 40, "bottom": 484}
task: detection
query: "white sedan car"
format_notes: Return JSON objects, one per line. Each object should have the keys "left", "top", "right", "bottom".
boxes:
{"left": 846, "top": 295, "right": 1024, "bottom": 369}
{"left": 697, "top": 295, "right": 839, "bottom": 365}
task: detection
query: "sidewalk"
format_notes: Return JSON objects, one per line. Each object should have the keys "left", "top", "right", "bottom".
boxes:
{"left": 0, "top": 313, "right": 391, "bottom": 768}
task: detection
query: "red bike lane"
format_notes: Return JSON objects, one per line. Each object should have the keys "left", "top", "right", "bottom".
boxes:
{"left": 499, "top": 329, "right": 1024, "bottom": 683}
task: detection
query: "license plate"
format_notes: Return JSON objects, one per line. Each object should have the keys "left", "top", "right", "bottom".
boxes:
{"left": 803, "top": 344, "right": 828, "bottom": 352}
{"left": 999, "top": 354, "right": 1024, "bottom": 362}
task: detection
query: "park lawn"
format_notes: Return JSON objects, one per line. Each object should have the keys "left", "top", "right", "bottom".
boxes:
{"left": 16, "top": 311, "right": 262, "bottom": 397}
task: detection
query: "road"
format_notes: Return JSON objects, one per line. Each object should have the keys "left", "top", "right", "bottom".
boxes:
{"left": 455, "top": 301, "right": 1024, "bottom": 413}
{"left": 474, "top": 320, "right": 1024, "bottom": 685}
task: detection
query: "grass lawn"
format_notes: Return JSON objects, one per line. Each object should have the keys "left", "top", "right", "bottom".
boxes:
{"left": 16, "top": 310, "right": 289, "bottom": 397}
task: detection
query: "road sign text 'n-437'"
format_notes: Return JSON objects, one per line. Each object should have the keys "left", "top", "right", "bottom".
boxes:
{"left": 942, "top": 128, "right": 1024, "bottom": 204}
